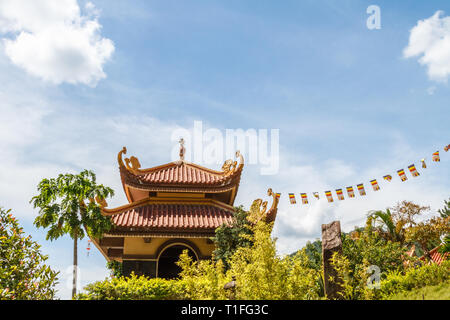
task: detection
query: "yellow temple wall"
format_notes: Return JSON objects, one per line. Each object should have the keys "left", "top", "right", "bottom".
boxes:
{"left": 123, "top": 237, "right": 215, "bottom": 259}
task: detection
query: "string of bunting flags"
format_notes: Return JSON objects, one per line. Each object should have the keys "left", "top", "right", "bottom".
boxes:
{"left": 278, "top": 144, "right": 449, "bottom": 205}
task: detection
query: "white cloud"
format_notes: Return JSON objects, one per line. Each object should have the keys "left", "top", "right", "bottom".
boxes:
{"left": 0, "top": 0, "right": 114, "bottom": 86}
{"left": 0, "top": 99, "right": 182, "bottom": 219}
{"left": 404, "top": 11, "right": 450, "bottom": 82}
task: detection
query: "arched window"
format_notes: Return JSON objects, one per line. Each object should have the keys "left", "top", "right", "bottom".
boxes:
{"left": 157, "top": 244, "right": 197, "bottom": 279}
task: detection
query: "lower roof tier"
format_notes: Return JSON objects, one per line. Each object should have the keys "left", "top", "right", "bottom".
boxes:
{"left": 110, "top": 202, "right": 235, "bottom": 231}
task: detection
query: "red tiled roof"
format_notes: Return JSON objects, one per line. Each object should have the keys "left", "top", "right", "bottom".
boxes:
{"left": 119, "top": 164, "right": 243, "bottom": 201}
{"left": 420, "top": 246, "right": 448, "bottom": 265}
{"left": 139, "top": 162, "right": 230, "bottom": 185}
{"left": 111, "top": 203, "right": 234, "bottom": 230}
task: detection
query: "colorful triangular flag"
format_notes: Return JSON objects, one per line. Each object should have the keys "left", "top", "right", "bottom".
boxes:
{"left": 397, "top": 169, "right": 408, "bottom": 181}
{"left": 370, "top": 179, "right": 380, "bottom": 191}
{"left": 301, "top": 193, "right": 309, "bottom": 204}
{"left": 325, "top": 191, "right": 334, "bottom": 203}
{"left": 357, "top": 184, "right": 366, "bottom": 196}
{"left": 432, "top": 151, "right": 440, "bottom": 162}
{"left": 289, "top": 193, "right": 296, "bottom": 204}
{"left": 408, "top": 164, "right": 420, "bottom": 177}
{"left": 346, "top": 186, "right": 355, "bottom": 198}
{"left": 336, "top": 189, "right": 345, "bottom": 200}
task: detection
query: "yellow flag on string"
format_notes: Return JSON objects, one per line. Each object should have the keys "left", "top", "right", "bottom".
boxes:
{"left": 357, "top": 184, "right": 366, "bottom": 196}
{"left": 408, "top": 164, "right": 420, "bottom": 177}
{"left": 397, "top": 169, "right": 408, "bottom": 181}
{"left": 325, "top": 191, "right": 334, "bottom": 203}
{"left": 383, "top": 175, "right": 392, "bottom": 182}
{"left": 370, "top": 179, "right": 380, "bottom": 191}
{"left": 276, "top": 193, "right": 281, "bottom": 200}
{"left": 346, "top": 186, "right": 355, "bottom": 198}
{"left": 313, "top": 192, "right": 320, "bottom": 200}
{"left": 421, "top": 159, "right": 427, "bottom": 169}
{"left": 289, "top": 193, "right": 296, "bottom": 204}
{"left": 301, "top": 193, "right": 309, "bottom": 204}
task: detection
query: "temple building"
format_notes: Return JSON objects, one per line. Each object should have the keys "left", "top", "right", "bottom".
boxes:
{"left": 91, "top": 141, "right": 278, "bottom": 279}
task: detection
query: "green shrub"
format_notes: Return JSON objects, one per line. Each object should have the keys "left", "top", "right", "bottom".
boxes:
{"left": 178, "top": 221, "right": 322, "bottom": 300}
{"left": 177, "top": 253, "right": 229, "bottom": 300}
{"left": 327, "top": 230, "right": 410, "bottom": 300}
{"left": 378, "top": 260, "right": 450, "bottom": 299}
{"left": 75, "top": 273, "right": 186, "bottom": 300}
{"left": 387, "top": 280, "right": 450, "bottom": 300}
{"left": 0, "top": 208, "right": 59, "bottom": 300}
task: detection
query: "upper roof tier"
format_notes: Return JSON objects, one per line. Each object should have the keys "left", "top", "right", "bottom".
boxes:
{"left": 117, "top": 147, "right": 244, "bottom": 203}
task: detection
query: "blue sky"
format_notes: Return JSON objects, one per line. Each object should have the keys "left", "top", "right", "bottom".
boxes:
{"left": 0, "top": 0, "right": 449, "bottom": 299}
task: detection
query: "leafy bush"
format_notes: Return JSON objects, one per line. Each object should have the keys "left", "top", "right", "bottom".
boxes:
{"left": 76, "top": 273, "right": 186, "bottom": 300}
{"left": 343, "top": 224, "right": 409, "bottom": 276}
{"left": 0, "top": 208, "right": 59, "bottom": 300}
{"left": 387, "top": 280, "right": 450, "bottom": 300}
{"left": 177, "top": 254, "right": 229, "bottom": 300}
{"left": 327, "top": 218, "right": 412, "bottom": 300}
{"left": 378, "top": 260, "right": 450, "bottom": 299}
{"left": 178, "top": 221, "right": 322, "bottom": 300}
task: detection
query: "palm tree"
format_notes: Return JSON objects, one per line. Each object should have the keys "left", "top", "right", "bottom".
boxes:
{"left": 438, "top": 198, "right": 450, "bottom": 218}
{"left": 367, "top": 209, "right": 405, "bottom": 244}
{"left": 30, "top": 170, "right": 114, "bottom": 299}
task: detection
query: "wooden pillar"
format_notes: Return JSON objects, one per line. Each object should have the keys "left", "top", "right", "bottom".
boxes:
{"left": 322, "top": 221, "right": 343, "bottom": 300}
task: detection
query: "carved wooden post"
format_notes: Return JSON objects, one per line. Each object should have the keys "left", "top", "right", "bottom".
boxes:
{"left": 322, "top": 221, "right": 343, "bottom": 300}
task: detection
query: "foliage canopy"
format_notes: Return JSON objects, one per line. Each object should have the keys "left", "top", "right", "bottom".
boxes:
{"left": 0, "top": 208, "right": 59, "bottom": 300}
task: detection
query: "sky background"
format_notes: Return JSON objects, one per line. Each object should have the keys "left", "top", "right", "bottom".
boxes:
{"left": 0, "top": 0, "right": 449, "bottom": 299}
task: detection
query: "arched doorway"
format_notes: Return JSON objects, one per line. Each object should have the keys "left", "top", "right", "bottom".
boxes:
{"left": 157, "top": 244, "right": 197, "bottom": 279}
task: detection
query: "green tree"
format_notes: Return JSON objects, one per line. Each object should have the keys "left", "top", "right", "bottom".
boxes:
{"left": 367, "top": 209, "right": 404, "bottom": 243}
{"left": 405, "top": 216, "right": 450, "bottom": 260}
{"left": 437, "top": 198, "right": 450, "bottom": 254}
{"left": 0, "top": 208, "right": 59, "bottom": 300}
{"left": 332, "top": 216, "right": 409, "bottom": 300}
{"left": 390, "top": 201, "right": 430, "bottom": 229}
{"left": 178, "top": 220, "right": 321, "bottom": 300}
{"left": 302, "top": 239, "right": 322, "bottom": 270}
{"left": 438, "top": 198, "right": 450, "bottom": 219}
{"left": 440, "top": 236, "right": 450, "bottom": 254}
{"left": 290, "top": 239, "right": 324, "bottom": 297}
{"left": 30, "top": 170, "right": 114, "bottom": 299}
{"left": 368, "top": 201, "right": 431, "bottom": 245}
{"left": 228, "top": 221, "right": 321, "bottom": 300}
{"left": 212, "top": 205, "right": 253, "bottom": 270}
{"left": 106, "top": 261, "right": 123, "bottom": 278}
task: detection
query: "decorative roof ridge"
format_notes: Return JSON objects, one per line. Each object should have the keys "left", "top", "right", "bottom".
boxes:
{"left": 117, "top": 147, "right": 244, "bottom": 178}
{"left": 101, "top": 197, "right": 235, "bottom": 216}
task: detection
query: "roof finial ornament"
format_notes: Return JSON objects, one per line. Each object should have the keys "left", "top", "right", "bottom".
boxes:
{"left": 179, "top": 138, "right": 186, "bottom": 161}
{"left": 118, "top": 147, "right": 127, "bottom": 168}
